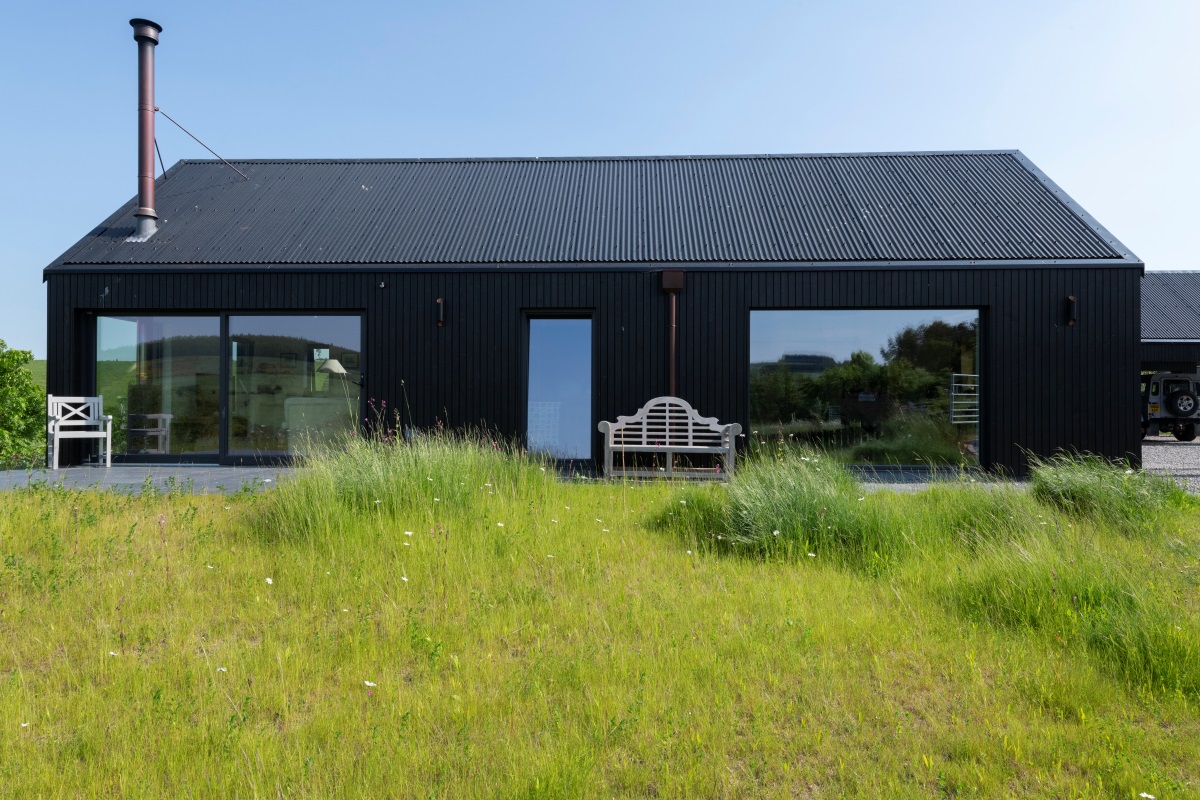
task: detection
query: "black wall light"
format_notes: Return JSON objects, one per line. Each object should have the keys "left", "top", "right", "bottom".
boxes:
{"left": 436, "top": 297, "right": 445, "bottom": 327}
{"left": 1066, "top": 295, "right": 1079, "bottom": 327}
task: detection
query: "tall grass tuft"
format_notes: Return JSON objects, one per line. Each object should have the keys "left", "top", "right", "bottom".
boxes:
{"left": 654, "top": 448, "right": 906, "bottom": 568}
{"left": 253, "top": 429, "right": 553, "bottom": 544}
{"left": 1029, "top": 453, "right": 1193, "bottom": 534}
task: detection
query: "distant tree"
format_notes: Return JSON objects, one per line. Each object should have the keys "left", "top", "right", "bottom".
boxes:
{"left": 882, "top": 320, "right": 977, "bottom": 375}
{"left": 749, "top": 367, "right": 823, "bottom": 424}
{"left": 0, "top": 339, "right": 46, "bottom": 467}
{"left": 816, "top": 351, "right": 882, "bottom": 401}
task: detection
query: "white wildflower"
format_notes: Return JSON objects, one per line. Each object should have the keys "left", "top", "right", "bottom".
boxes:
{"left": 497, "top": 522, "right": 504, "bottom": 527}
{"left": 365, "top": 681, "right": 377, "bottom": 687}
{"left": 857, "top": 497, "right": 865, "bottom": 501}
{"left": 223, "top": 505, "right": 231, "bottom": 510}
{"left": 680, "top": 500, "right": 687, "bottom": 505}
{"left": 808, "top": 553, "right": 816, "bottom": 557}
{"left": 265, "top": 577, "right": 273, "bottom": 585}
{"left": 109, "top": 651, "right": 118, "bottom": 657}
{"left": 551, "top": 519, "right": 558, "bottom": 523}
{"left": 206, "top": 565, "right": 214, "bottom": 569}
{"left": 434, "top": 497, "right": 440, "bottom": 502}
{"left": 404, "top": 531, "right": 413, "bottom": 536}
{"left": 374, "top": 499, "right": 382, "bottom": 505}
{"left": 603, "top": 529, "right": 609, "bottom": 532}
{"left": 547, "top": 554, "right": 555, "bottom": 559}
{"left": 1140, "top": 794, "right": 1156, "bottom": 800}
{"left": 427, "top": 477, "right": 433, "bottom": 481}
{"left": 217, "top": 667, "right": 227, "bottom": 673}
{"left": 21, "top": 723, "right": 29, "bottom": 728}
{"left": 401, "top": 576, "right": 409, "bottom": 582}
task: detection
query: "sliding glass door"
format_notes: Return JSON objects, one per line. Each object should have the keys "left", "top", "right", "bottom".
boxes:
{"left": 96, "top": 316, "right": 221, "bottom": 456}
{"left": 227, "top": 316, "right": 362, "bottom": 456}
{"left": 96, "top": 314, "right": 362, "bottom": 460}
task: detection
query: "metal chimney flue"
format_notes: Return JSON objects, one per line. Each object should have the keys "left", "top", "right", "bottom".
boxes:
{"left": 130, "top": 18, "right": 162, "bottom": 240}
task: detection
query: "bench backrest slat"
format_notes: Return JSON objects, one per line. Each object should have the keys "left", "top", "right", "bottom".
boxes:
{"left": 602, "top": 396, "right": 740, "bottom": 446}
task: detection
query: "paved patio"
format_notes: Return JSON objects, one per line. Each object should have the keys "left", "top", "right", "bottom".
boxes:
{"left": 0, "top": 464, "right": 296, "bottom": 494}
{"left": 1, "top": 443, "right": 1194, "bottom": 496}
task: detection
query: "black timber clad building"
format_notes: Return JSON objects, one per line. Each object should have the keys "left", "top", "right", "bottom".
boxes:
{"left": 1142, "top": 271, "right": 1200, "bottom": 372}
{"left": 43, "top": 150, "right": 1143, "bottom": 475}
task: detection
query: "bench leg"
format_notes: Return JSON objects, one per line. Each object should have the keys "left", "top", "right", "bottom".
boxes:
{"left": 106, "top": 426, "right": 112, "bottom": 468}
{"left": 51, "top": 432, "right": 59, "bottom": 470}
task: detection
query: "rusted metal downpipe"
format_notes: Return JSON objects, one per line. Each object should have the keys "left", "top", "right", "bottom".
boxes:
{"left": 669, "top": 293, "right": 678, "bottom": 395}
{"left": 130, "top": 18, "right": 162, "bottom": 240}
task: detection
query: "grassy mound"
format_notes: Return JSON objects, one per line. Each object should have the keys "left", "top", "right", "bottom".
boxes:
{"left": 3, "top": 446, "right": 1199, "bottom": 796}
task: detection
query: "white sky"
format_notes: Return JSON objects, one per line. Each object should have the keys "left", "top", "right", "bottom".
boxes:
{"left": 2, "top": 0, "right": 1195, "bottom": 357}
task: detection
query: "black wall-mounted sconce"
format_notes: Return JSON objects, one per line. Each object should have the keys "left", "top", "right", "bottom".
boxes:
{"left": 436, "top": 297, "right": 445, "bottom": 327}
{"left": 1066, "top": 295, "right": 1079, "bottom": 327}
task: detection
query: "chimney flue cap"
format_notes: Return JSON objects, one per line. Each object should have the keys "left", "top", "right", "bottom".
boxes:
{"left": 130, "top": 18, "right": 162, "bottom": 44}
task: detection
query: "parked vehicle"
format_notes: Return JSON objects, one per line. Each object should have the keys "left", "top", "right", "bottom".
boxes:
{"left": 1142, "top": 372, "right": 1200, "bottom": 441}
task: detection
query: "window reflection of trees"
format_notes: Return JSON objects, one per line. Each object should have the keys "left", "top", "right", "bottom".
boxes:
{"left": 750, "top": 315, "right": 978, "bottom": 465}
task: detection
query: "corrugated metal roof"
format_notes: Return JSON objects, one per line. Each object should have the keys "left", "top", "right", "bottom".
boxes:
{"left": 1143, "top": 271, "right": 1200, "bottom": 340}
{"left": 50, "top": 150, "right": 1129, "bottom": 269}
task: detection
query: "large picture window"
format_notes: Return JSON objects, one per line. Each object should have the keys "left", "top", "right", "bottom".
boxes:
{"left": 750, "top": 310, "right": 979, "bottom": 465}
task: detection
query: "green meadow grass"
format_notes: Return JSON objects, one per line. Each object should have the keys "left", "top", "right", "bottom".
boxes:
{"left": 2, "top": 439, "right": 1199, "bottom": 797}
{"left": 22, "top": 360, "right": 46, "bottom": 392}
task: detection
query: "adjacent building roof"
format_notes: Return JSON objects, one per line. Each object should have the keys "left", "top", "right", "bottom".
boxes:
{"left": 47, "top": 150, "right": 1137, "bottom": 272}
{"left": 1143, "top": 271, "right": 1200, "bottom": 340}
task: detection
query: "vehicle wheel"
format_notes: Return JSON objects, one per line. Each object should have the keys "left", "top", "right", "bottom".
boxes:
{"left": 1167, "top": 391, "right": 1199, "bottom": 417}
{"left": 1175, "top": 423, "right": 1197, "bottom": 442}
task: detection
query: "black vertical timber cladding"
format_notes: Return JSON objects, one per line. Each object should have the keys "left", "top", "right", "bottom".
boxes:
{"left": 1141, "top": 342, "right": 1200, "bottom": 372}
{"left": 45, "top": 265, "right": 1141, "bottom": 475}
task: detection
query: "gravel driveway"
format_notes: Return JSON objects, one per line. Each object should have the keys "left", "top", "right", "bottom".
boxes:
{"left": 1141, "top": 436, "right": 1200, "bottom": 493}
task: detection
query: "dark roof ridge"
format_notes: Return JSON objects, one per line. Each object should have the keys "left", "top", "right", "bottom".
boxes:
{"left": 173, "top": 149, "right": 1023, "bottom": 166}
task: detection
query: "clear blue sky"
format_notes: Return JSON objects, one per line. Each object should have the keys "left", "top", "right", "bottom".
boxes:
{"left": 2, "top": 0, "right": 1195, "bottom": 358}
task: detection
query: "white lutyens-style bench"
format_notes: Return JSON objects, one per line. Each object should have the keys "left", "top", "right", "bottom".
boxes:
{"left": 46, "top": 395, "right": 112, "bottom": 469}
{"left": 597, "top": 396, "right": 742, "bottom": 480}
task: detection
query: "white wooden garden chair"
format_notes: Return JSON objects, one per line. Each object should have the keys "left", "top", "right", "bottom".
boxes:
{"left": 46, "top": 395, "right": 112, "bottom": 469}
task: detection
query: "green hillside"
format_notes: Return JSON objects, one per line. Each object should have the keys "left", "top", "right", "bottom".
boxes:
{"left": 25, "top": 359, "right": 46, "bottom": 391}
